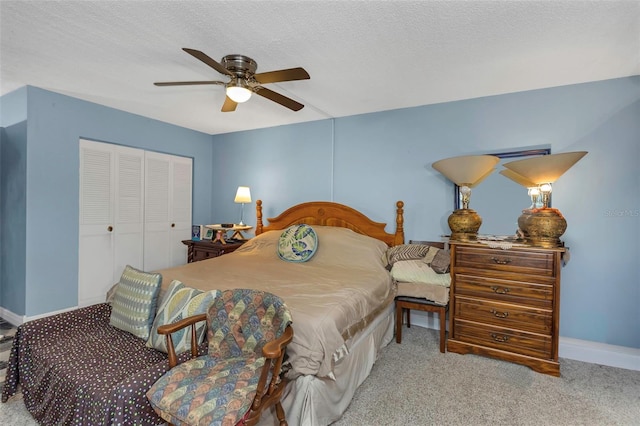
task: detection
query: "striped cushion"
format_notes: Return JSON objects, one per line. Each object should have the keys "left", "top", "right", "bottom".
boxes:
{"left": 109, "top": 265, "right": 162, "bottom": 340}
{"left": 147, "top": 281, "right": 219, "bottom": 353}
{"left": 386, "top": 244, "right": 431, "bottom": 265}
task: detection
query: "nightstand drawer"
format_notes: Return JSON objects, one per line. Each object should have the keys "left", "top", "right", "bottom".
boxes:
{"left": 193, "top": 247, "right": 222, "bottom": 262}
{"left": 183, "top": 240, "right": 246, "bottom": 263}
{"left": 455, "top": 246, "right": 556, "bottom": 277}
{"left": 455, "top": 274, "right": 554, "bottom": 307}
{"left": 454, "top": 319, "right": 552, "bottom": 359}
{"left": 455, "top": 296, "right": 552, "bottom": 334}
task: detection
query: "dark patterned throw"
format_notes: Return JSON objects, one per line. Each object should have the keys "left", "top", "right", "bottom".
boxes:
{"left": 0, "top": 318, "right": 17, "bottom": 388}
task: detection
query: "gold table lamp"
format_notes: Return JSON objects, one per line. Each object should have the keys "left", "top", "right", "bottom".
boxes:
{"left": 433, "top": 154, "right": 500, "bottom": 241}
{"left": 502, "top": 151, "right": 588, "bottom": 247}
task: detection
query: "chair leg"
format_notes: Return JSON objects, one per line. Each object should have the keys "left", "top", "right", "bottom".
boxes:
{"left": 395, "top": 303, "right": 403, "bottom": 343}
{"left": 275, "top": 401, "right": 288, "bottom": 426}
{"left": 438, "top": 306, "right": 446, "bottom": 353}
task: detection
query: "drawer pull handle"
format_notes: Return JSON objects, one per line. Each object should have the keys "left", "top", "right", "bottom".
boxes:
{"left": 490, "top": 309, "right": 509, "bottom": 318}
{"left": 491, "top": 257, "right": 512, "bottom": 265}
{"left": 490, "top": 286, "right": 510, "bottom": 294}
{"left": 491, "top": 333, "right": 509, "bottom": 343}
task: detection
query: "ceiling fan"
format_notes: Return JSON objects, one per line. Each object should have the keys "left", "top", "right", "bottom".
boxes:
{"left": 154, "top": 48, "right": 310, "bottom": 112}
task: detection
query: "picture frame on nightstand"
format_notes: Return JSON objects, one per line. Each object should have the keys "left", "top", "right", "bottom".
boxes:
{"left": 202, "top": 228, "right": 214, "bottom": 240}
{"left": 191, "top": 225, "right": 202, "bottom": 240}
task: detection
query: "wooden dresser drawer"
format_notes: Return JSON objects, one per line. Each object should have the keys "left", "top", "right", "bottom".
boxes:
{"left": 455, "top": 274, "right": 554, "bottom": 307}
{"left": 454, "top": 319, "right": 552, "bottom": 359}
{"left": 455, "top": 296, "right": 552, "bottom": 334}
{"left": 455, "top": 245, "right": 556, "bottom": 277}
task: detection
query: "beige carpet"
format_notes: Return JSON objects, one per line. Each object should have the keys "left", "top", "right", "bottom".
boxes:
{"left": 1, "top": 325, "right": 639, "bottom": 425}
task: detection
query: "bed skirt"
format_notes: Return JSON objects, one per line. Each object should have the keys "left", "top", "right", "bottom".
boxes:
{"left": 259, "top": 302, "right": 395, "bottom": 426}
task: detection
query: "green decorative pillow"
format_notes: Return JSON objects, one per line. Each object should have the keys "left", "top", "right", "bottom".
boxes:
{"left": 147, "top": 281, "right": 220, "bottom": 353}
{"left": 109, "top": 265, "right": 162, "bottom": 340}
{"left": 277, "top": 224, "right": 318, "bottom": 262}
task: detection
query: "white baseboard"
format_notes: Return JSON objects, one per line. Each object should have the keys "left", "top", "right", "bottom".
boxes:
{"left": 407, "top": 310, "right": 640, "bottom": 372}
{"left": 0, "top": 305, "right": 79, "bottom": 326}
{"left": 558, "top": 336, "right": 640, "bottom": 372}
{"left": 0, "top": 307, "right": 23, "bottom": 327}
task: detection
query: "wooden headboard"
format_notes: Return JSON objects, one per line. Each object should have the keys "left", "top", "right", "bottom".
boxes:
{"left": 255, "top": 200, "right": 405, "bottom": 247}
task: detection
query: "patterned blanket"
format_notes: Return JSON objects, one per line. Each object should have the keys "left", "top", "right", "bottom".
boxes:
{"left": 1, "top": 303, "right": 204, "bottom": 425}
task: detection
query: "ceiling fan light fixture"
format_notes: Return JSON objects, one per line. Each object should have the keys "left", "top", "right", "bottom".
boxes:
{"left": 226, "top": 81, "right": 252, "bottom": 103}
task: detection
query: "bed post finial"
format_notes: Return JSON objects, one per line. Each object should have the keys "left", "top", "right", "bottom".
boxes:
{"left": 256, "top": 200, "right": 263, "bottom": 235}
{"left": 395, "top": 201, "right": 405, "bottom": 245}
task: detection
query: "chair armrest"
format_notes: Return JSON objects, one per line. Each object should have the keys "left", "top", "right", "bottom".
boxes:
{"left": 156, "top": 313, "right": 208, "bottom": 368}
{"left": 249, "top": 325, "right": 294, "bottom": 420}
{"left": 261, "top": 325, "right": 294, "bottom": 359}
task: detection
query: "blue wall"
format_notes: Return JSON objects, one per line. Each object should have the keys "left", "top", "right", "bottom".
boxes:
{"left": 1, "top": 86, "right": 215, "bottom": 316}
{"left": 212, "top": 77, "right": 640, "bottom": 349}
{"left": 1, "top": 77, "right": 638, "bottom": 349}
{"left": 0, "top": 87, "right": 28, "bottom": 316}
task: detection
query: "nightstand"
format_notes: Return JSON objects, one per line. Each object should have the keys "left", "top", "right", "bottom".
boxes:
{"left": 181, "top": 239, "right": 246, "bottom": 263}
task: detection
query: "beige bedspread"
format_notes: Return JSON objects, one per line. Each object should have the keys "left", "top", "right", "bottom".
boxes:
{"left": 156, "top": 226, "right": 394, "bottom": 379}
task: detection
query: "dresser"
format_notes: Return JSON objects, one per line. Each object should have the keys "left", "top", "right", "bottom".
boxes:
{"left": 447, "top": 241, "right": 566, "bottom": 376}
{"left": 181, "top": 239, "right": 245, "bottom": 263}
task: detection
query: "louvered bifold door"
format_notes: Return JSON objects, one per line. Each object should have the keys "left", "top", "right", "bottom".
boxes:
{"left": 144, "top": 151, "right": 192, "bottom": 271}
{"left": 78, "top": 139, "right": 144, "bottom": 307}
{"left": 169, "top": 156, "right": 193, "bottom": 267}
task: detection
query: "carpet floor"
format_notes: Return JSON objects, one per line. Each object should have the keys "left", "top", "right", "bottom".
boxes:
{"left": 1, "top": 324, "right": 638, "bottom": 425}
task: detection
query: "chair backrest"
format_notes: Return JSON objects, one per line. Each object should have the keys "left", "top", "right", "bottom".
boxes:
{"left": 207, "top": 288, "right": 292, "bottom": 359}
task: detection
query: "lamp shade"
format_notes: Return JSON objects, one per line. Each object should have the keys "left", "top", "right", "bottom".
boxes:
{"left": 234, "top": 186, "right": 251, "bottom": 203}
{"left": 432, "top": 155, "right": 500, "bottom": 186}
{"left": 499, "top": 169, "right": 538, "bottom": 188}
{"left": 503, "top": 151, "right": 588, "bottom": 184}
{"left": 226, "top": 81, "right": 252, "bottom": 103}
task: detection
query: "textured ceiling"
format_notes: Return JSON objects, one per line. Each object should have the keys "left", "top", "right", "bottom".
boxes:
{"left": 1, "top": 1, "right": 638, "bottom": 135}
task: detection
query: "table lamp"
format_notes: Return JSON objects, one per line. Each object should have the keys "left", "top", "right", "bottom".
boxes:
{"left": 432, "top": 154, "right": 500, "bottom": 241}
{"left": 502, "top": 151, "right": 587, "bottom": 247}
{"left": 499, "top": 169, "right": 542, "bottom": 209}
{"left": 234, "top": 186, "right": 251, "bottom": 226}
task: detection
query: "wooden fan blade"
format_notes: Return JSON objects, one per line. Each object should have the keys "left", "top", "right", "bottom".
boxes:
{"left": 182, "top": 48, "right": 233, "bottom": 76}
{"left": 221, "top": 96, "right": 238, "bottom": 112}
{"left": 255, "top": 87, "right": 304, "bottom": 111}
{"left": 254, "top": 67, "right": 310, "bottom": 84}
{"left": 154, "top": 81, "right": 226, "bottom": 86}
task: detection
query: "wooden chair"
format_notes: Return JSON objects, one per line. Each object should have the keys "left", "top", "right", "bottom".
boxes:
{"left": 396, "top": 296, "right": 448, "bottom": 353}
{"left": 146, "top": 289, "right": 294, "bottom": 426}
{"left": 394, "top": 240, "right": 449, "bottom": 353}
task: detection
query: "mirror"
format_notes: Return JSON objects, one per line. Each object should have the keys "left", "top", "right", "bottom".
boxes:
{"left": 455, "top": 148, "right": 551, "bottom": 236}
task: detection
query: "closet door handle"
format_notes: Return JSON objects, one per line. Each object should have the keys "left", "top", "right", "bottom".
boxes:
{"left": 171, "top": 223, "right": 175, "bottom": 228}
{"left": 107, "top": 226, "right": 113, "bottom": 232}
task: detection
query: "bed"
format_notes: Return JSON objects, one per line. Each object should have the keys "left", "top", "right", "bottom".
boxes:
{"left": 2, "top": 200, "right": 405, "bottom": 426}
{"left": 156, "top": 199, "right": 405, "bottom": 425}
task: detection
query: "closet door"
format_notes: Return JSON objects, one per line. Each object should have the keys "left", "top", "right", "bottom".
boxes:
{"left": 143, "top": 151, "right": 192, "bottom": 271}
{"left": 169, "top": 156, "right": 193, "bottom": 266}
{"left": 78, "top": 139, "right": 144, "bottom": 307}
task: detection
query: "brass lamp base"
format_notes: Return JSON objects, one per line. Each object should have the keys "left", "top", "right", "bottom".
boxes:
{"left": 448, "top": 209, "right": 482, "bottom": 241}
{"left": 517, "top": 208, "right": 566, "bottom": 248}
